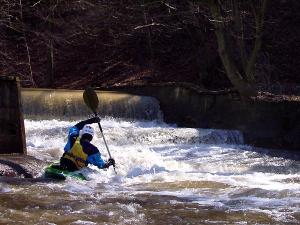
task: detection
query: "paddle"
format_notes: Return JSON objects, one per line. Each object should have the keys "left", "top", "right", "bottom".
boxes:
{"left": 83, "top": 87, "right": 117, "bottom": 174}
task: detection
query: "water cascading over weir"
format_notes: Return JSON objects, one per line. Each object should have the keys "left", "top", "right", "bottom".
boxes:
{"left": 21, "top": 88, "right": 163, "bottom": 121}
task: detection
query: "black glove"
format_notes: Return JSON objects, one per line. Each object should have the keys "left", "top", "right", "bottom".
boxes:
{"left": 103, "top": 158, "right": 115, "bottom": 168}
{"left": 108, "top": 158, "right": 115, "bottom": 166}
{"left": 88, "top": 116, "right": 100, "bottom": 124}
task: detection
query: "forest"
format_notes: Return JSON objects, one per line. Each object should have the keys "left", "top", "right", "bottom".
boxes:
{"left": 0, "top": 0, "right": 299, "bottom": 96}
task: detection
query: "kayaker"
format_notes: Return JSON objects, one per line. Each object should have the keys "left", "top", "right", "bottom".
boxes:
{"left": 57, "top": 117, "right": 115, "bottom": 172}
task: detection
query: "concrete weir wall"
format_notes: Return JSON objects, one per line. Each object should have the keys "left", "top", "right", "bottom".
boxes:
{"left": 107, "top": 85, "right": 300, "bottom": 151}
{"left": 0, "top": 76, "right": 26, "bottom": 154}
{"left": 21, "top": 88, "right": 162, "bottom": 120}
{"left": 10, "top": 85, "right": 300, "bottom": 151}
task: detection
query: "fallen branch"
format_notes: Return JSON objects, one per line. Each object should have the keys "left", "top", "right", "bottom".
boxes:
{"left": 134, "top": 23, "right": 166, "bottom": 30}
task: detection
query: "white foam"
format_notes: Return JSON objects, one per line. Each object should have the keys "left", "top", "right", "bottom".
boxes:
{"left": 23, "top": 118, "right": 300, "bottom": 222}
{"left": 71, "top": 220, "right": 97, "bottom": 225}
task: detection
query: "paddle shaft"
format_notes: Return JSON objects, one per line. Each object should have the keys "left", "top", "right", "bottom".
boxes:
{"left": 96, "top": 121, "right": 112, "bottom": 159}
{"left": 94, "top": 113, "right": 116, "bottom": 174}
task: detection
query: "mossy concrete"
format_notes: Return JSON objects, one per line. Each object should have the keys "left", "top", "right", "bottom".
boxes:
{"left": 0, "top": 76, "right": 26, "bottom": 154}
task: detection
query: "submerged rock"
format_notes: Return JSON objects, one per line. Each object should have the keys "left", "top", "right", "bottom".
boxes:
{"left": 0, "top": 155, "right": 47, "bottom": 178}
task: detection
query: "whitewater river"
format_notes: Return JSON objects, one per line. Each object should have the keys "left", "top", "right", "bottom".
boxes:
{"left": 1, "top": 118, "right": 300, "bottom": 224}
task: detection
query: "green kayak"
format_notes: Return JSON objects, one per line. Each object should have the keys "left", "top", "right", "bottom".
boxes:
{"left": 44, "top": 164, "right": 87, "bottom": 181}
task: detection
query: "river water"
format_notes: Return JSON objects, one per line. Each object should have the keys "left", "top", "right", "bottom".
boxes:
{"left": 1, "top": 118, "right": 300, "bottom": 224}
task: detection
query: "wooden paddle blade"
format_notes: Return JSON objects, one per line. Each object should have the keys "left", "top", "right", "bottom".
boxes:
{"left": 83, "top": 87, "right": 99, "bottom": 113}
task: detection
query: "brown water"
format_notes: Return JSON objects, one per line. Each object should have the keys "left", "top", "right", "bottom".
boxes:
{"left": 0, "top": 119, "right": 299, "bottom": 224}
{"left": 2, "top": 181, "right": 298, "bottom": 225}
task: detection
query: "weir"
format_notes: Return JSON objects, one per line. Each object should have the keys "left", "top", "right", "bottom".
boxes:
{"left": 21, "top": 88, "right": 163, "bottom": 120}
{"left": 106, "top": 85, "right": 300, "bottom": 150}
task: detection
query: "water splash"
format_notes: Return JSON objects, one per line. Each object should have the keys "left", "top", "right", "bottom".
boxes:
{"left": 5, "top": 118, "right": 300, "bottom": 224}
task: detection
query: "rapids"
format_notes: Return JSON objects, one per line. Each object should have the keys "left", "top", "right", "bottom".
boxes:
{"left": 1, "top": 118, "right": 300, "bottom": 224}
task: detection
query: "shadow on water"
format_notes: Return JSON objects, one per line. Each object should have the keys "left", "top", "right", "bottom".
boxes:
{"left": 241, "top": 146, "right": 300, "bottom": 161}
{"left": 0, "top": 176, "right": 59, "bottom": 184}
{"left": 241, "top": 147, "right": 300, "bottom": 174}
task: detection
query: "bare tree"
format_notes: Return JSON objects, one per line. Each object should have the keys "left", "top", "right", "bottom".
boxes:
{"left": 19, "top": 0, "right": 36, "bottom": 86}
{"left": 208, "top": 0, "right": 268, "bottom": 97}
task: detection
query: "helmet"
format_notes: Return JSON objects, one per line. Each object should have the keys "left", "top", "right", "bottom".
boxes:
{"left": 81, "top": 124, "right": 94, "bottom": 137}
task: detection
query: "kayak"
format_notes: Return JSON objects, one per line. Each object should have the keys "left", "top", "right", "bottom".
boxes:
{"left": 44, "top": 164, "right": 87, "bottom": 181}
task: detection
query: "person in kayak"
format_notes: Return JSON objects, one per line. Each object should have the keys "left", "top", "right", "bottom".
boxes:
{"left": 57, "top": 117, "right": 115, "bottom": 172}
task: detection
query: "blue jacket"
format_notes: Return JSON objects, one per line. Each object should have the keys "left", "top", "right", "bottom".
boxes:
{"left": 64, "top": 119, "right": 106, "bottom": 169}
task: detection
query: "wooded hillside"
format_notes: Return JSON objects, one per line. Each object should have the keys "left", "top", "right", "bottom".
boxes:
{"left": 0, "top": 0, "right": 299, "bottom": 94}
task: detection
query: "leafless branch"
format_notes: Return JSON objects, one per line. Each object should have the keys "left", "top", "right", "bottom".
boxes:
{"left": 134, "top": 22, "right": 166, "bottom": 30}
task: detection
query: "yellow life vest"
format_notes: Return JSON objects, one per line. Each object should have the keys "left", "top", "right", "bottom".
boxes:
{"left": 63, "top": 137, "right": 88, "bottom": 169}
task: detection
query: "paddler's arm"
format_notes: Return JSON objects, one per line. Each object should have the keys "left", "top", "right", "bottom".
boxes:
{"left": 63, "top": 117, "right": 100, "bottom": 152}
{"left": 83, "top": 142, "right": 108, "bottom": 169}
{"left": 87, "top": 152, "right": 107, "bottom": 169}
{"left": 64, "top": 126, "right": 79, "bottom": 152}
{"left": 74, "top": 117, "right": 100, "bottom": 130}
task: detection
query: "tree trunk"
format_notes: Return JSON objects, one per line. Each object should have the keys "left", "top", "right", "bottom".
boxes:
{"left": 140, "top": 0, "right": 154, "bottom": 67}
{"left": 45, "top": 2, "right": 54, "bottom": 86}
{"left": 245, "top": 0, "right": 268, "bottom": 83}
{"left": 209, "top": 0, "right": 256, "bottom": 97}
{"left": 19, "top": 0, "right": 36, "bottom": 87}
